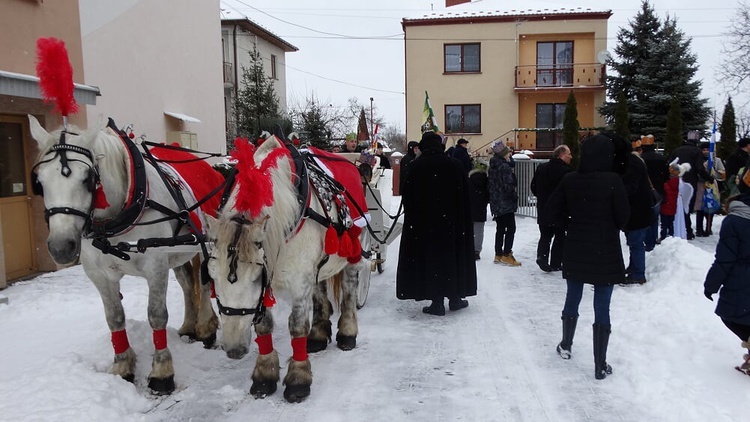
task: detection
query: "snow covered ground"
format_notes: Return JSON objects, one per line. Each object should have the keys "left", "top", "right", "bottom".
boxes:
{"left": 1, "top": 179, "right": 748, "bottom": 421}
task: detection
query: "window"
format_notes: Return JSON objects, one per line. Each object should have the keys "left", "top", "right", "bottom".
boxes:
{"left": 271, "top": 55, "right": 277, "bottom": 80}
{"left": 444, "top": 43, "right": 480, "bottom": 73}
{"left": 445, "top": 104, "right": 481, "bottom": 134}
{"left": 535, "top": 103, "right": 566, "bottom": 150}
{"left": 537, "top": 41, "right": 573, "bottom": 87}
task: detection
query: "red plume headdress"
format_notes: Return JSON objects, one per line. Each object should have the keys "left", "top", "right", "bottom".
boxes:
{"left": 231, "top": 137, "right": 290, "bottom": 218}
{"left": 36, "top": 38, "right": 79, "bottom": 119}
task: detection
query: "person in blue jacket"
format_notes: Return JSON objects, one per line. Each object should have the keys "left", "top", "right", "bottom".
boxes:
{"left": 704, "top": 182, "right": 750, "bottom": 375}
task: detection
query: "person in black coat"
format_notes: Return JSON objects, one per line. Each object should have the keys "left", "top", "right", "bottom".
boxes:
{"left": 399, "top": 141, "right": 419, "bottom": 195}
{"left": 669, "top": 138, "right": 714, "bottom": 239}
{"left": 468, "top": 166, "right": 489, "bottom": 260}
{"left": 530, "top": 144, "right": 572, "bottom": 272}
{"left": 704, "top": 192, "right": 750, "bottom": 374}
{"left": 725, "top": 137, "right": 750, "bottom": 196}
{"left": 639, "top": 135, "right": 669, "bottom": 248}
{"left": 396, "top": 131, "right": 477, "bottom": 316}
{"left": 546, "top": 132, "right": 630, "bottom": 380}
{"left": 452, "top": 138, "right": 473, "bottom": 174}
{"left": 621, "top": 139, "right": 655, "bottom": 284}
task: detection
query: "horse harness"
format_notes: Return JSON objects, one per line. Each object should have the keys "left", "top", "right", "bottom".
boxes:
{"left": 31, "top": 118, "right": 226, "bottom": 263}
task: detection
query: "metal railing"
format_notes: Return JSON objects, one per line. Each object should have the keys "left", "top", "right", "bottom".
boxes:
{"left": 513, "top": 158, "right": 548, "bottom": 218}
{"left": 515, "top": 63, "right": 605, "bottom": 89}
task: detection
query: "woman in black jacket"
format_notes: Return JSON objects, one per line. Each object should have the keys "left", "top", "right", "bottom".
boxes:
{"left": 546, "top": 133, "right": 630, "bottom": 380}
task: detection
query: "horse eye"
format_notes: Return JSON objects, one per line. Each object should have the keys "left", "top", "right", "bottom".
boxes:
{"left": 254, "top": 241, "right": 262, "bottom": 249}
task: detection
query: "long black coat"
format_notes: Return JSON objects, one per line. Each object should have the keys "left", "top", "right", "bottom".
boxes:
{"left": 641, "top": 146, "right": 669, "bottom": 197}
{"left": 530, "top": 157, "right": 572, "bottom": 226}
{"left": 399, "top": 150, "right": 416, "bottom": 193}
{"left": 468, "top": 169, "right": 489, "bottom": 222}
{"left": 547, "top": 135, "right": 630, "bottom": 285}
{"left": 622, "top": 153, "right": 653, "bottom": 231}
{"left": 396, "top": 149, "right": 477, "bottom": 301}
{"left": 669, "top": 141, "right": 711, "bottom": 186}
{"left": 704, "top": 196, "right": 750, "bottom": 325}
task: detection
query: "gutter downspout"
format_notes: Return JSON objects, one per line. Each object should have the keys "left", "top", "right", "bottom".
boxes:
{"left": 233, "top": 25, "right": 239, "bottom": 98}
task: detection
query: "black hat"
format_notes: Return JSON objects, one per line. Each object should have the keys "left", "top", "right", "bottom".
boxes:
{"left": 457, "top": 138, "right": 469, "bottom": 145}
{"left": 739, "top": 138, "right": 750, "bottom": 149}
{"left": 419, "top": 131, "right": 444, "bottom": 152}
{"left": 407, "top": 141, "right": 419, "bottom": 150}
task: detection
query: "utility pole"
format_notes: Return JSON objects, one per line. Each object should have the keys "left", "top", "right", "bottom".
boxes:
{"left": 370, "top": 97, "right": 374, "bottom": 141}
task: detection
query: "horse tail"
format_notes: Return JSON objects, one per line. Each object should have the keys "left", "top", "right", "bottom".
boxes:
{"left": 329, "top": 270, "right": 344, "bottom": 308}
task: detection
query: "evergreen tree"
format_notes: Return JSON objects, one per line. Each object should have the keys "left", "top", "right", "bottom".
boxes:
{"left": 563, "top": 91, "right": 581, "bottom": 169}
{"left": 664, "top": 96, "right": 684, "bottom": 155}
{"left": 718, "top": 97, "right": 737, "bottom": 160}
{"left": 601, "top": 1, "right": 710, "bottom": 140}
{"left": 298, "top": 102, "right": 331, "bottom": 150}
{"left": 613, "top": 91, "right": 630, "bottom": 140}
{"left": 234, "top": 46, "right": 280, "bottom": 145}
{"left": 600, "top": 1, "right": 660, "bottom": 122}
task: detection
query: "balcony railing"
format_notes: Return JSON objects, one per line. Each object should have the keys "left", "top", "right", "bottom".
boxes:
{"left": 515, "top": 63, "right": 605, "bottom": 89}
{"left": 223, "top": 62, "right": 234, "bottom": 86}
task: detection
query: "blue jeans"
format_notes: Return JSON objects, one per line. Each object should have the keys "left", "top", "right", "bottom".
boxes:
{"left": 625, "top": 227, "right": 648, "bottom": 280}
{"left": 562, "top": 279, "right": 614, "bottom": 325}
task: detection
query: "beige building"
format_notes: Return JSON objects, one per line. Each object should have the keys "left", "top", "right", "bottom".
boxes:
{"left": 403, "top": 0, "right": 611, "bottom": 154}
{"left": 220, "top": 6, "right": 298, "bottom": 141}
{"left": 0, "top": 0, "right": 225, "bottom": 286}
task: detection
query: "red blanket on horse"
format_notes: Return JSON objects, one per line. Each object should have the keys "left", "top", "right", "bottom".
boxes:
{"left": 150, "top": 143, "right": 225, "bottom": 232}
{"left": 308, "top": 147, "right": 368, "bottom": 226}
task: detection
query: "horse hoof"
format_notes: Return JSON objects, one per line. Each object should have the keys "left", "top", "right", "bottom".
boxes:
{"left": 201, "top": 332, "right": 217, "bottom": 349}
{"left": 283, "top": 384, "right": 310, "bottom": 403}
{"left": 122, "top": 373, "right": 135, "bottom": 383}
{"left": 336, "top": 334, "right": 356, "bottom": 351}
{"left": 148, "top": 375, "right": 175, "bottom": 395}
{"left": 250, "top": 380, "right": 277, "bottom": 398}
{"left": 307, "top": 338, "right": 328, "bottom": 353}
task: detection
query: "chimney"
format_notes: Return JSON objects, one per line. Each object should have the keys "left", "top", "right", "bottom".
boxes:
{"left": 446, "top": 0, "right": 471, "bottom": 7}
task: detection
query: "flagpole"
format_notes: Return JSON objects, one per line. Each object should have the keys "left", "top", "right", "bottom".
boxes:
{"left": 709, "top": 110, "right": 716, "bottom": 173}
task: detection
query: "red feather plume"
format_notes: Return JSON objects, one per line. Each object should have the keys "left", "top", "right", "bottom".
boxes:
{"left": 36, "top": 37, "right": 79, "bottom": 117}
{"left": 231, "top": 137, "right": 290, "bottom": 218}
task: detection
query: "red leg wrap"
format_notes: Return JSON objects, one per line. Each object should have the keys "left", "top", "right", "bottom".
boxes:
{"left": 255, "top": 333, "right": 274, "bottom": 355}
{"left": 153, "top": 329, "right": 167, "bottom": 350}
{"left": 291, "top": 337, "right": 308, "bottom": 361}
{"left": 111, "top": 329, "right": 130, "bottom": 355}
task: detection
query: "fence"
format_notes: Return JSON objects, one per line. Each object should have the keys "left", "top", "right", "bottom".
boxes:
{"left": 514, "top": 158, "right": 548, "bottom": 218}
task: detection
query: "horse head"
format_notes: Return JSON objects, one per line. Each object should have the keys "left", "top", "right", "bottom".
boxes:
{"left": 28, "top": 115, "right": 102, "bottom": 265}
{"left": 207, "top": 134, "right": 292, "bottom": 359}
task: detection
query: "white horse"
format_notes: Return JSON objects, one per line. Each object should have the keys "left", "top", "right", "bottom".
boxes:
{"left": 206, "top": 134, "right": 367, "bottom": 402}
{"left": 28, "top": 115, "right": 219, "bottom": 394}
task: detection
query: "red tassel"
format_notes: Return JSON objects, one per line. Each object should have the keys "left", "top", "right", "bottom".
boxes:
{"left": 36, "top": 38, "right": 78, "bottom": 117}
{"left": 338, "top": 231, "right": 353, "bottom": 257}
{"left": 349, "top": 225, "right": 362, "bottom": 238}
{"left": 263, "top": 288, "right": 276, "bottom": 307}
{"left": 325, "top": 225, "right": 339, "bottom": 255}
{"left": 93, "top": 184, "right": 110, "bottom": 209}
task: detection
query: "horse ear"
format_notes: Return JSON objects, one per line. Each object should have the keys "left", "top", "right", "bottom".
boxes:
{"left": 28, "top": 115, "right": 51, "bottom": 148}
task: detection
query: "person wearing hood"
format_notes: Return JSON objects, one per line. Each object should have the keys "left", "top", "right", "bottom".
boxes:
{"left": 546, "top": 132, "right": 630, "bottom": 380}
{"left": 704, "top": 177, "right": 750, "bottom": 375}
{"left": 488, "top": 141, "right": 521, "bottom": 266}
{"left": 669, "top": 138, "right": 713, "bottom": 239}
{"left": 396, "top": 131, "right": 477, "bottom": 316}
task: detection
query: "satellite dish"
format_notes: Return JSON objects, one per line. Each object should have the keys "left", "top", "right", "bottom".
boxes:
{"left": 597, "top": 49, "right": 611, "bottom": 64}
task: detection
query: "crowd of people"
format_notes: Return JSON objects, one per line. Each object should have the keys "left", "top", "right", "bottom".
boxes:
{"left": 391, "top": 130, "right": 750, "bottom": 381}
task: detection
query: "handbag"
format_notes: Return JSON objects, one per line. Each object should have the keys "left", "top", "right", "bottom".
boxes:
{"left": 647, "top": 177, "right": 662, "bottom": 216}
{"left": 701, "top": 181, "right": 721, "bottom": 214}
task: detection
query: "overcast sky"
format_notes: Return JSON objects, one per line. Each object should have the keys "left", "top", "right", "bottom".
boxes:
{"left": 222, "top": 0, "right": 742, "bottom": 134}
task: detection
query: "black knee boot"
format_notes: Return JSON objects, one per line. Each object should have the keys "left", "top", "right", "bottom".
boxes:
{"left": 556, "top": 316, "right": 578, "bottom": 359}
{"left": 593, "top": 323, "right": 613, "bottom": 380}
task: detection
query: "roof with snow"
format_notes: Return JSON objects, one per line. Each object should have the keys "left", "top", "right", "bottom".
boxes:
{"left": 220, "top": 2, "right": 298, "bottom": 52}
{"left": 403, "top": 0, "right": 611, "bottom": 26}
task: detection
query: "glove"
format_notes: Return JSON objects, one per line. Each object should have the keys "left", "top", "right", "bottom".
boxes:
{"left": 704, "top": 290, "right": 714, "bottom": 301}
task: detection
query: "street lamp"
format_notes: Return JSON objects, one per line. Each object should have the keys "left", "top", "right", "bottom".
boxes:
{"left": 369, "top": 97, "right": 374, "bottom": 141}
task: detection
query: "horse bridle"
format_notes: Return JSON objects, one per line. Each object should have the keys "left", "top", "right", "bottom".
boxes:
{"left": 213, "top": 215, "right": 270, "bottom": 325}
{"left": 30, "top": 130, "right": 100, "bottom": 228}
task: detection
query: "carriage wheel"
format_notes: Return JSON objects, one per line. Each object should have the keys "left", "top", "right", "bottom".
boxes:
{"left": 356, "top": 264, "right": 371, "bottom": 309}
{"left": 376, "top": 252, "right": 384, "bottom": 274}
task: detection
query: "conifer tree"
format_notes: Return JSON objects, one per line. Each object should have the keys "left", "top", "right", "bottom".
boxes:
{"left": 718, "top": 97, "right": 737, "bottom": 160}
{"left": 234, "top": 46, "right": 281, "bottom": 144}
{"left": 563, "top": 91, "right": 580, "bottom": 169}
{"left": 664, "top": 96, "right": 684, "bottom": 156}
{"left": 613, "top": 92, "right": 630, "bottom": 141}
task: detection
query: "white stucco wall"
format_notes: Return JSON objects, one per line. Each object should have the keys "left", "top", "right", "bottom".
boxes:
{"left": 79, "top": 0, "right": 226, "bottom": 155}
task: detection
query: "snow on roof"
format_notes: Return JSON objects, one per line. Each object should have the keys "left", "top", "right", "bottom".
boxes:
{"left": 404, "top": 0, "right": 610, "bottom": 22}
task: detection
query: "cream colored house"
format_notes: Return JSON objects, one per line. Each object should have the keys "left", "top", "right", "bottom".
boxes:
{"left": 403, "top": 0, "right": 611, "bottom": 154}
{"left": 0, "top": 0, "right": 225, "bottom": 286}
{"left": 220, "top": 7, "right": 298, "bottom": 141}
